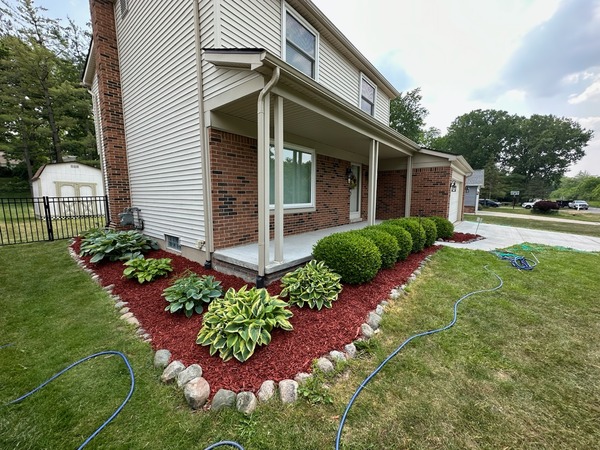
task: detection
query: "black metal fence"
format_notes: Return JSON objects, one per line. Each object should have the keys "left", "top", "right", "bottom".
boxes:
{"left": 0, "top": 196, "right": 110, "bottom": 245}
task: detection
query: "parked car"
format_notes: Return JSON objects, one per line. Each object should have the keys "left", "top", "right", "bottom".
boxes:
{"left": 521, "top": 200, "right": 541, "bottom": 209}
{"left": 568, "top": 200, "right": 589, "bottom": 210}
{"left": 479, "top": 199, "right": 501, "bottom": 207}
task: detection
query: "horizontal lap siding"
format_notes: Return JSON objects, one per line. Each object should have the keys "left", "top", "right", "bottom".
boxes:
{"left": 319, "top": 39, "right": 359, "bottom": 108}
{"left": 116, "top": 0, "right": 205, "bottom": 248}
{"left": 375, "top": 89, "right": 390, "bottom": 124}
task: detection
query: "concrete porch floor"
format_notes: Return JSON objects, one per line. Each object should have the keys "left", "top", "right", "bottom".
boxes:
{"left": 212, "top": 220, "right": 376, "bottom": 282}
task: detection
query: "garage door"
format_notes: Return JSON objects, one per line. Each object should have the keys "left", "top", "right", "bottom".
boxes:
{"left": 448, "top": 181, "right": 461, "bottom": 223}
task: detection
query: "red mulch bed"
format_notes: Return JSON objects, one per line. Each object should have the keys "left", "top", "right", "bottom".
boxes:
{"left": 444, "top": 232, "right": 482, "bottom": 243}
{"left": 71, "top": 240, "right": 439, "bottom": 395}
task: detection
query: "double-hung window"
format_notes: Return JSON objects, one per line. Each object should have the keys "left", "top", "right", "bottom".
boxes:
{"left": 270, "top": 145, "right": 315, "bottom": 209}
{"left": 285, "top": 10, "right": 317, "bottom": 78}
{"left": 360, "top": 75, "right": 376, "bottom": 116}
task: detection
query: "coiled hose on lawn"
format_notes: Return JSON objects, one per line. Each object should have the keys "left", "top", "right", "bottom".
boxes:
{"left": 492, "top": 251, "right": 538, "bottom": 270}
{"left": 2, "top": 350, "right": 135, "bottom": 450}
{"left": 334, "top": 266, "right": 504, "bottom": 449}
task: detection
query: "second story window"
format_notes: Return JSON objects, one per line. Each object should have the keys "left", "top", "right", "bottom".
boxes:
{"left": 360, "top": 76, "right": 376, "bottom": 116}
{"left": 285, "top": 10, "right": 317, "bottom": 78}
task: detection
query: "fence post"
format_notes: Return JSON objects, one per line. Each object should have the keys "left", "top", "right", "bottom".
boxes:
{"left": 103, "top": 195, "right": 110, "bottom": 227}
{"left": 43, "top": 196, "right": 54, "bottom": 241}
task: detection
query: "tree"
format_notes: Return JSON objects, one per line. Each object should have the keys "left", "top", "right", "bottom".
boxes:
{"left": 389, "top": 87, "right": 429, "bottom": 143}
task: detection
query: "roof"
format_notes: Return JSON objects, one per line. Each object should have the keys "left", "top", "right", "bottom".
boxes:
{"left": 466, "top": 169, "right": 485, "bottom": 186}
{"left": 31, "top": 162, "right": 100, "bottom": 181}
{"left": 418, "top": 147, "right": 474, "bottom": 176}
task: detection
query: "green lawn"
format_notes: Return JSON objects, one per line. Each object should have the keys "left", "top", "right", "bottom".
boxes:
{"left": 478, "top": 205, "right": 600, "bottom": 223}
{"left": 1, "top": 242, "right": 599, "bottom": 449}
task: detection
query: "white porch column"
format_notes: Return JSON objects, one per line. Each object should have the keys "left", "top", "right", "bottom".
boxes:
{"left": 405, "top": 155, "right": 413, "bottom": 217}
{"left": 274, "top": 95, "right": 284, "bottom": 262}
{"left": 368, "top": 140, "right": 379, "bottom": 225}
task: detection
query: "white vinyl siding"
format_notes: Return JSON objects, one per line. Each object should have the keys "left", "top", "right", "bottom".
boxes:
{"left": 220, "top": 0, "right": 280, "bottom": 51}
{"left": 375, "top": 88, "right": 390, "bottom": 124}
{"left": 115, "top": 0, "right": 205, "bottom": 248}
{"left": 318, "top": 38, "right": 359, "bottom": 103}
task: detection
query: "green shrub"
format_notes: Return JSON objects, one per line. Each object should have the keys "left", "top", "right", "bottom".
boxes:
{"left": 431, "top": 216, "right": 454, "bottom": 239}
{"left": 280, "top": 260, "right": 342, "bottom": 310}
{"left": 123, "top": 257, "right": 172, "bottom": 283}
{"left": 372, "top": 225, "right": 413, "bottom": 261}
{"left": 80, "top": 229, "right": 159, "bottom": 263}
{"left": 196, "top": 286, "right": 293, "bottom": 362}
{"left": 355, "top": 228, "right": 399, "bottom": 268}
{"left": 420, "top": 218, "right": 438, "bottom": 247}
{"left": 384, "top": 218, "right": 426, "bottom": 253}
{"left": 162, "top": 271, "right": 222, "bottom": 317}
{"left": 312, "top": 232, "right": 381, "bottom": 284}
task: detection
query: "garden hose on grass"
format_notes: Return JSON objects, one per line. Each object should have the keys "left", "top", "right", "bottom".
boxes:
{"left": 491, "top": 251, "right": 538, "bottom": 270}
{"left": 335, "top": 265, "right": 504, "bottom": 450}
{"left": 2, "top": 350, "right": 135, "bottom": 450}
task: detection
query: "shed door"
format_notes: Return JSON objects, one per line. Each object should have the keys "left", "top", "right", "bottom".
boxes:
{"left": 448, "top": 181, "right": 461, "bottom": 223}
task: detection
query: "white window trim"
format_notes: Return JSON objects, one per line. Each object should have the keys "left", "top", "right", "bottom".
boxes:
{"left": 359, "top": 74, "right": 377, "bottom": 116}
{"left": 269, "top": 142, "right": 316, "bottom": 211}
{"left": 282, "top": 3, "right": 320, "bottom": 81}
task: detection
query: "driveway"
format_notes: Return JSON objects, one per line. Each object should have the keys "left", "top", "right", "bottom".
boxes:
{"left": 441, "top": 221, "right": 600, "bottom": 252}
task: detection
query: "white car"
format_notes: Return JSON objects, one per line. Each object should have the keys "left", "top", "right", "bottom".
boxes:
{"left": 521, "top": 200, "right": 541, "bottom": 209}
{"left": 568, "top": 200, "right": 589, "bottom": 210}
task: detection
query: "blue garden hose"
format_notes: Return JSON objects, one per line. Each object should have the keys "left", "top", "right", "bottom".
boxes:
{"left": 335, "top": 266, "right": 504, "bottom": 449}
{"left": 3, "top": 350, "right": 135, "bottom": 450}
{"left": 492, "top": 251, "right": 537, "bottom": 270}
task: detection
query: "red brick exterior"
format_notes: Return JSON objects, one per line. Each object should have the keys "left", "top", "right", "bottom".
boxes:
{"left": 464, "top": 205, "right": 476, "bottom": 213}
{"left": 90, "top": 0, "right": 131, "bottom": 226}
{"left": 376, "top": 166, "right": 452, "bottom": 219}
{"left": 209, "top": 129, "right": 367, "bottom": 250}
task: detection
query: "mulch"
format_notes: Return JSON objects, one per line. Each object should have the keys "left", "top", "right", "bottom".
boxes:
{"left": 443, "top": 232, "right": 482, "bottom": 243}
{"left": 71, "top": 239, "right": 440, "bottom": 395}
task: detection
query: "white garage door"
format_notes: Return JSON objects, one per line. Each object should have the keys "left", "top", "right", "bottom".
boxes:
{"left": 448, "top": 181, "right": 461, "bottom": 223}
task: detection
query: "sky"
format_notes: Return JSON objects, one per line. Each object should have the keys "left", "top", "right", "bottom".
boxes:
{"left": 29, "top": 0, "right": 600, "bottom": 176}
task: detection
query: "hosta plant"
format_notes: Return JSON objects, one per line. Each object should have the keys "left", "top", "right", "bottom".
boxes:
{"left": 123, "top": 257, "right": 172, "bottom": 283}
{"left": 162, "top": 271, "right": 222, "bottom": 317}
{"left": 280, "top": 260, "right": 342, "bottom": 310}
{"left": 196, "top": 285, "right": 293, "bottom": 362}
{"left": 79, "top": 229, "right": 159, "bottom": 263}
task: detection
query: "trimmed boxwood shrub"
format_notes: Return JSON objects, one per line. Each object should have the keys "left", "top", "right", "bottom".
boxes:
{"left": 312, "top": 232, "right": 381, "bottom": 284}
{"left": 384, "top": 218, "right": 426, "bottom": 253}
{"left": 373, "top": 224, "right": 413, "bottom": 261}
{"left": 354, "top": 228, "right": 399, "bottom": 268}
{"left": 420, "top": 218, "right": 438, "bottom": 247}
{"left": 431, "top": 216, "right": 454, "bottom": 239}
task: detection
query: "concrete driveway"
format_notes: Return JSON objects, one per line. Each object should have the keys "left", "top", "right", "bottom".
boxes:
{"left": 441, "top": 221, "right": 600, "bottom": 252}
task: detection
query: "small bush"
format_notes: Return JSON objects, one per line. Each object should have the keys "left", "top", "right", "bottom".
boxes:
{"left": 162, "top": 271, "right": 222, "bottom": 317}
{"left": 354, "top": 228, "right": 399, "bottom": 268}
{"left": 312, "top": 232, "right": 381, "bottom": 284}
{"left": 373, "top": 225, "right": 413, "bottom": 261}
{"left": 384, "top": 218, "right": 426, "bottom": 253}
{"left": 123, "top": 257, "right": 172, "bottom": 283}
{"left": 431, "top": 216, "right": 454, "bottom": 239}
{"left": 280, "top": 260, "right": 342, "bottom": 310}
{"left": 532, "top": 201, "right": 559, "bottom": 213}
{"left": 420, "top": 218, "right": 438, "bottom": 247}
{"left": 196, "top": 286, "right": 293, "bottom": 362}
{"left": 80, "top": 229, "right": 159, "bottom": 263}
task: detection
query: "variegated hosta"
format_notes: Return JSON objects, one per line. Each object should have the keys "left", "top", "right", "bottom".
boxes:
{"left": 196, "top": 285, "right": 293, "bottom": 363}
{"left": 280, "top": 260, "right": 342, "bottom": 310}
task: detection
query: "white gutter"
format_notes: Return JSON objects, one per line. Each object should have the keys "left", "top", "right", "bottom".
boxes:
{"left": 192, "top": 0, "right": 214, "bottom": 267}
{"left": 257, "top": 67, "right": 281, "bottom": 286}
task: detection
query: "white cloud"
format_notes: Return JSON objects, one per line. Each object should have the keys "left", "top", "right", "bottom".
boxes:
{"left": 568, "top": 78, "right": 600, "bottom": 104}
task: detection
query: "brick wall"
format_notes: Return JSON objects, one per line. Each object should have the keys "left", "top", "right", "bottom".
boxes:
{"left": 376, "top": 166, "right": 452, "bottom": 219}
{"left": 89, "top": 0, "right": 131, "bottom": 226}
{"left": 210, "top": 129, "right": 365, "bottom": 249}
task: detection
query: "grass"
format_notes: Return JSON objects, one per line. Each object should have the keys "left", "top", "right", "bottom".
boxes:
{"left": 1, "top": 242, "right": 600, "bottom": 449}
{"left": 478, "top": 205, "right": 600, "bottom": 223}
{"left": 465, "top": 213, "right": 600, "bottom": 238}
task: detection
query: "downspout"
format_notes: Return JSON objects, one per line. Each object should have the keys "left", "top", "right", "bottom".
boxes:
{"left": 256, "top": 66, "right": 281, "bottom": 288}
{"left": 192, "top": 0, "right": 214, "bottom": 268}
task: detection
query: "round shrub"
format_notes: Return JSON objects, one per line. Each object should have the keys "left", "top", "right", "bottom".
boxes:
{"left": 312, "top": 232, "right": 381, "bottom": 284}
{"left": 532, "top": 201, "right": 559, "bottom": 213}
{"left": 373, "top": 224, "right": 413, "bottom": 261}
{"left": 420, "top": 218, "right": 438, "bottom": 247}
{"left": 431, "top": 216, "right": 454, "bottom": 239}
{"left": 384, "top": 218, "right": 426, "bottom": 253}
{"left": 354, "top": 228, "right": 399, "bottom": 268}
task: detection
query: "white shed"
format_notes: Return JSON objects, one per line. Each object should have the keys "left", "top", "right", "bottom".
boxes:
{"left": 31, "top": 162, "right": 106, "bottom": 219}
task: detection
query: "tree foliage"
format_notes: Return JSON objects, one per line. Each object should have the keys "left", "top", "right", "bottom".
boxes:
{"left": 0, "top": 0, "right": 96, "bottom": 185}
{"left": 390, "top": 87, "right": 429, "bottom": 143}
{"left": 551, "top": 172, "right": 600, "bottom": 202}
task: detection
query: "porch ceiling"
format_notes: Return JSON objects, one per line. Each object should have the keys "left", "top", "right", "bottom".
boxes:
{"left": 212, "top": 92, "right": 405, "bottom": 161}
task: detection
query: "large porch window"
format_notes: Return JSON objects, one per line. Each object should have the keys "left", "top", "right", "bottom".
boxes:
{"left": 269, "top": 145, "right": 315, "bottom": 209}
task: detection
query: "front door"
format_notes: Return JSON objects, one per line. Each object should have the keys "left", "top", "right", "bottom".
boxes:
{"left": 349, "top": 163, "right": 361, "bottom": 221}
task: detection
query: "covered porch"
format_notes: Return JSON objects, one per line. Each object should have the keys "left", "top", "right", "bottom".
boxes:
{"left": 212, "top": 220, "right": 378, "bottom": 284}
